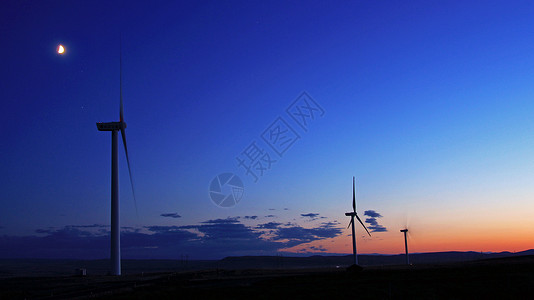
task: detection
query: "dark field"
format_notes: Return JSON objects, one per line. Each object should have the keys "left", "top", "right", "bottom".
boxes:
{"left": 2, "top": 256, "right": 534, "bottom": 299}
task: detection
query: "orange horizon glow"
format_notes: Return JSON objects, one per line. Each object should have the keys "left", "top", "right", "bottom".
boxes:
{"left": 281, "top": 225, "right": 534, "bottom": 255}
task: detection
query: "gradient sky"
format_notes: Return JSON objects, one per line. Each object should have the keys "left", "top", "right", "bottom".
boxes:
{"left": 1, "top": 0, "right": 534, "bottom": 260}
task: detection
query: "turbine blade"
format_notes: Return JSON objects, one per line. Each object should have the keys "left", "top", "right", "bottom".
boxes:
{"left": 352, "top": 177, "right": 356, "bottom": 212}
{"left": 119, "top": 35, "right": 124, "bottom": 123}
{"left": 347, "top": 218, "right": 353, "bottom": 229}
{"left": 356, "top": 214, "right": 371, "bottom": 237}
{"left": 121, "top": 128, "right": 138, "bottom": 218}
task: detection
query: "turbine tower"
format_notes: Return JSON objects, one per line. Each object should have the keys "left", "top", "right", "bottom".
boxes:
{"left": 400, "top": 228, "right": 409, "bottom": 265}
{"left": 96, "top": 42, "right": 136, "bottom": 276}
{"left": 345, "top": 177, "right": 371, "bottom": 266}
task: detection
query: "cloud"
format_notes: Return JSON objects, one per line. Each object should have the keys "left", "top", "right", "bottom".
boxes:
{"left": 243, "top": 216, "right": 258, "bottom": 220}
{"left": 363, "top": 210, "right": 387, "bottom": 232}
{"left": 145, "top": 225, "right": 185, "bottom": 233}
{"left": 365, "top": 218, "right": 378, "bottom": 226}
{"left": 368, "top": 225, "right": 387, "bottom": 232}
{"left": 160, "top": 213, "right": 181, "bottom": 219}
{"left": 320, "top": 221, "right": 340, "bottom": 227}
{"left": 364, "top": 210, "right": 382, "bottom": 218}
{"left": 301, "top": 213, "right": 320, "bottom": 219}
{"left": 265, "top": 215, "right": 276, "bottom": 218}
{"left": 273, "top": 222, "right": 343, "bottom": 244}
{"left": 0, "top": 224, "right": 258, "bottom": 260}
{"left": 0, "top": 217, "right": 345, "bottom": 260}
{"left": 309, "top": 245, "right": 327, "bottom": 252}
{"left": 201, "top": 217, "right": 240, "bottom": 224}
{"left": 184, "top": 218, "right": 260, "bottom": 240}
{"left": 257, "top": 222, "right": 282, "bottom": 229}
{"left": 1, "top": 227, "right": 110, "bottom": 259}
{"left": 70, "top": 224, "right": 109, "bottom": 228}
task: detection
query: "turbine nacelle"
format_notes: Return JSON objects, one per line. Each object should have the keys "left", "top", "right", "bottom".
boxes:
{"left": 345, "top": 212, "right": 357, "bottom": 216}
{"left": 96, "top": 121, "right": 127, "bottom": 131}
{"left": 400, "top": 229, "right": 408, "bottom": 233}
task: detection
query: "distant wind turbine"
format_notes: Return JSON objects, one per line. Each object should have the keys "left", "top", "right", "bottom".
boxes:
{"left": 345, "top": 177, "right": 371, "bottom": 266}
{"left": 96, "top": 40, "right": 137, "bottom": 276}
{"left": 400, "top": 228, "right": 410, "bottom": 265}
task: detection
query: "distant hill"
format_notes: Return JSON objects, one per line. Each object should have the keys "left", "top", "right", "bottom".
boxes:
{"left": 1, "top": 250, "right": 533, "bottom": 277}
{"left": 217, "top": 250, "right": 534, "bottom": 269}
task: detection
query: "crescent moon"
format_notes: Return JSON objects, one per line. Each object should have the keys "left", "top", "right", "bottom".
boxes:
{"left": 57, "top": 45, "right": 65, "bottom": 54}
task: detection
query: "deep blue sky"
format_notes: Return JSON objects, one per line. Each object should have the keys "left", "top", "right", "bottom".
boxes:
{"left": 1, "top": 0, "right": 534, "bottom": 259}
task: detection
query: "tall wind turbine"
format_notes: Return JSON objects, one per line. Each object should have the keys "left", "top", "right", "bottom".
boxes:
{"left": 96, "top": 41, "right": 136, "bottom": 276}
{"left": 345, "top": 177, "right": 371, "bottom": 266}
{"left": 400, "top": 228, "right": 410, "bottom": 265}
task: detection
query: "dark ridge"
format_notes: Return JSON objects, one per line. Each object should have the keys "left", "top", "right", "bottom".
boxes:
{"left": 1, "top": 249, "right": 533, "bottom": 278}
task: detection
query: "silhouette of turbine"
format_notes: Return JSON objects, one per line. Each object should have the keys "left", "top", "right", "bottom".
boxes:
{"left": 96, "top": 40, "right": 137, "bottom": 276}
{"left": 400, "top": 228, "right": 409, "bottom": 265}
{"left": 345, "top": 177, "right": 371, "bottom": 266}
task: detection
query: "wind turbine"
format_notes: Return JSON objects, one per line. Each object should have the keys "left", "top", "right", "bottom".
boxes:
{"left": 400, "top": 228, "right": 410, "bottom": 265}
{"left": 345, "top": 177, "right": 371, "bottom": 266}
{"left": 96, "top": 41, "right": 137, "bottom": 276}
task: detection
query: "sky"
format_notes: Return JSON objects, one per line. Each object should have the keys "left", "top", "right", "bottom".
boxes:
{"left": 1, "top": 0, "right": 534, "bottom": 260}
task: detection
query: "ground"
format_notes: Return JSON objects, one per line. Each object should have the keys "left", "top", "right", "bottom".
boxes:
{"left": 1, "top": 256, "right": 534, "bottom": 299}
